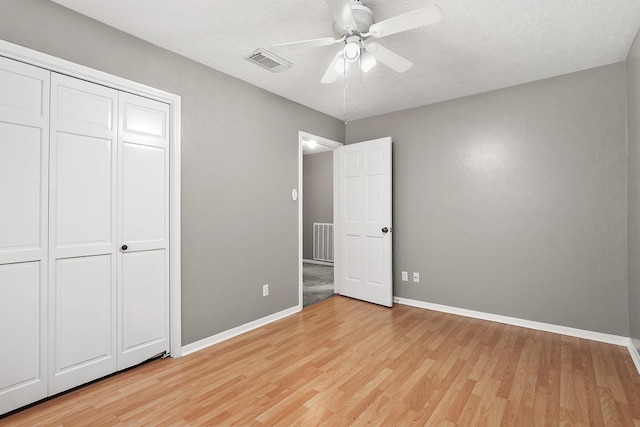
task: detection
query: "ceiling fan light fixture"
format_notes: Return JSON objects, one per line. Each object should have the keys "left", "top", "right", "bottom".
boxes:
{"left": 360, "top": 50, "right": 376, "bottom": 72}
{"left": 343, "top": 40, "right": 361, "bottom": 62}
{"left": 335, "top": 56, "right": 347, "bottom": 74}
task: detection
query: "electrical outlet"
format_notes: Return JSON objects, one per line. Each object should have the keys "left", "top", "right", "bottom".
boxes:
{"left": 413, "top": 272, "right": 420, "bottom": 283}
{"left": 263, "top": 284, "right": 269, "bottom": 296}
{"left": 401, "top": 271, "right": 408, "bottom": 281}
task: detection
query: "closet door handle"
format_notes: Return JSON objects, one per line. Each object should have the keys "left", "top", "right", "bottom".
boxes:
{"left": 121, "top": 244, "right": 128, "bottom": 251}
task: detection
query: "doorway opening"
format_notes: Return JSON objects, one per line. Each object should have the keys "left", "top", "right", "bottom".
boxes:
{"left": 298, "top": 131, "right": 342, "bottom": 308}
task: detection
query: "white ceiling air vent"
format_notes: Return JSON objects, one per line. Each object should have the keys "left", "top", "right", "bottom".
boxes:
{"left": 245, "top": 49, "right": 292, "bottom": 73}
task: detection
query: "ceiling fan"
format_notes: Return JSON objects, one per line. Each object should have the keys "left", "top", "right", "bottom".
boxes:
{"left": 271, "top": 0, "right": 442, "bottom": 84}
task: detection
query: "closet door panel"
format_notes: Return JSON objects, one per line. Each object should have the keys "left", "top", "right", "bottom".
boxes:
{"left": 56, "top": 83, "right": 114, "bottom": 133}
{"left": 0, "top": 264, "right": 41, "bottom": 382}
{"left": 0, "top": 123, "right": 42, "bottom": 257}
{"left": 0, "top": 63, "right": 47, "bottom": 125}
{"left": 55, "top": 133, "right": 112, "bottom": 249}
{"left": 121, "top": 250, "right": 166, "bottom": 351}
{"left": 49, "top": 73, "right": 118, "bottom": 395}
{"left": 118, "top": 93, "right": 170, "bottom": 369}
{"left": 0, "top": 56, "right": 50, "bottom": 415}
{"left": 122, "top": 101, "right": 165, "bottom": 141}
{"left": 0, "top": 263, "right": 43, "bottom": 411}
{"left": 53, "top": 256, "right": 113, "bottom": 384}
{"left": 122, "top": 143, "right": 166, "bottom": 244}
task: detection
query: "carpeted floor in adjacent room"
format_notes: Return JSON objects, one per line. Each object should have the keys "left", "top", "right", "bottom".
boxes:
{"left": 303, "top": 262, "right": 334, "bottom": 307}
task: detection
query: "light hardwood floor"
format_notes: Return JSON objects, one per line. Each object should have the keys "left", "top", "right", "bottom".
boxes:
{"left": 3, "top": 296, "right": 640, "bottom": 426}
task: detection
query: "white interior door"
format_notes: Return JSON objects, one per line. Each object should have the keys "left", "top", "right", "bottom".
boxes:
{"left": 0, "top": 57, "right": 50, "bottom": 414}
{"left": 334, "top": 137, "right": 393, "bottom": 307}
{"left": 117, "top": 92, "right": 170, "bottom": 370}
{"left": 48, "top": 73, "right": 118, "bottom": 394}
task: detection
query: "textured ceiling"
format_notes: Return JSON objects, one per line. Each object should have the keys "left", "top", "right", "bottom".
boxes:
{"left": 51, "top": 0, "right": 640, "bottom": 121}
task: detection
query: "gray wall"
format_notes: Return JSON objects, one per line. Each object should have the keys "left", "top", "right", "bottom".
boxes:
{"left": 0, "top": 0, "right": 344, "bottom": 345}
{"left": 347, "top": 64, "right": 629, "bottom": 336}
{"left": 628, "top": 30, "right": 640, "bottom": 352}
{"left": 1, "top": 0, "right": 632, "bottom": 344}
{"left": 303, "top": 152, "right": 334, "bottom": 260}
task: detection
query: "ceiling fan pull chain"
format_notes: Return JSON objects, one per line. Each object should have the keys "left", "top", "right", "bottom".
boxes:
{"left": 343, "top": 81, "right": 348, "bottom": 125}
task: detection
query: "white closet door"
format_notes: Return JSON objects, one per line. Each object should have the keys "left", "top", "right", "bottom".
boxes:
{"left": 117, "top": 92, "right": 170, "bottom": 369}
{"left": 0, "top": 57, "right": 50, "bottom": 414}
{"left": 48, "top": 73, "right": 118, "bottom": 394}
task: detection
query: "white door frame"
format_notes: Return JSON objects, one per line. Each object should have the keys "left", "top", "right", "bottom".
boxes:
{"left": 298, "top": 131, "right": 342, "bottom": 309}
{"left": 0, "top": 39, "right": 183, "bottom": 358}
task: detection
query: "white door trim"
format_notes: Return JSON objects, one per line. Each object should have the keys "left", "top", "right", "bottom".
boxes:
{"left": 0, "top": 39, "right": 183, "bottom": 358}
{"left": 298, "top": 131, "right": 342, "bottom": 309}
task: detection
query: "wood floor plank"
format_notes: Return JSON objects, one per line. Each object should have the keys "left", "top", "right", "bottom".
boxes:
{"left": 521, "top": 338, "right": 542, "bottom": 408}
{"left": 2, "top": 296, "right": 640, "bottom": 426}
{"left": 532, "top": 384, "right": 548, "bottom": 426}
{"left": 455, "top": 392, "right": 483, "bottom": 425}
{"left": 580, "top": 339, "right": 607, "bottom": 425}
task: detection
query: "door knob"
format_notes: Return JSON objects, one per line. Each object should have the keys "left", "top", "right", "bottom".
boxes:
{"left": 382, "top": 227, "right": 389, "bottom": 233}
{"left": 121, "top": 244, "right": 128, "bottom": 251}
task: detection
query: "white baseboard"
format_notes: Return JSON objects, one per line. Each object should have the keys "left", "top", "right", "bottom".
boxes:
{"left": 628, "top": 338, "right": 640, "bottom": 375}
{"left": 303, "top": 259, "right": 334, "bottom": 266}
{"left": 181, "top": 305, "right": 301, "bottom": 357}
{"left": 393, "top": 296, "right": 629, "bottom": 347}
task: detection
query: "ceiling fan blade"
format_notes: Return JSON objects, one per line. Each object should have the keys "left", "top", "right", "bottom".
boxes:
{"left": 366, "top": 43, "right": 413, "bottom": 73}
{"left": 325, "top": 0, "right": 358, "bottom": 32}
{"left": 368, "top": 5, "right": 442, "bottom": 38}
{"left": 321, "top": 50, "right": 344, "bottom": 84}
{"left": 271, "top": 37, "right": 341, "bottom": 52}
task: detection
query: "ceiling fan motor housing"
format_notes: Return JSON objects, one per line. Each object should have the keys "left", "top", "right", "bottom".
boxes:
{"left": 333, "top": 0, "right": 375, "bottom": 37}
